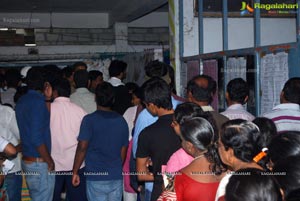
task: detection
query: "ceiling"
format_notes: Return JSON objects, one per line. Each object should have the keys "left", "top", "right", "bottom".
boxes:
{"left": 0, "top": 0, "right": 168, "bottom": 25}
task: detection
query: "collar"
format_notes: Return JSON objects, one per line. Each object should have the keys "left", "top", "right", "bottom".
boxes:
{"left": 75, "top": 88, "right": 90, "bottom": 93}
{"left": 273, "top": 103, "right": 300, "bottom": 111}
{"left": 53, "top": 97, "right": 70, "bottom": 103}
{"left": 108, "top": 77, "right": 124, "bottom": 87}
{"left": 227, "top": 103, "right": 244, "bottom": 110}
{"left": 5, "top": 88, "right": 16, "bottom": 93}
{"left": 201, "top": 105, "right": 214, "bottom": 112}
{"left": 28, "top": 89, "right": 44, "bottom": 97}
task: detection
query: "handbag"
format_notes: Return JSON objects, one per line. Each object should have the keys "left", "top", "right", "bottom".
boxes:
{"left": 157, "top": 175, "right": 177, "bottom": 201}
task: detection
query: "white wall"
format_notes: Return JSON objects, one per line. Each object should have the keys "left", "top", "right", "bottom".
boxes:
{"left": 184, "top": 17, "right": 296, "bottom": 56}
{"left": 183, "top": 0, "right": 297, "bottom": 56}
{"left": 0, "top": 13, "right": 109, "bottom": 28}
{"left": 0, "top": 45, "right": 166, "bottom": 56}
{"left": 129, "top": 12, "right": 168, "bottom": 27}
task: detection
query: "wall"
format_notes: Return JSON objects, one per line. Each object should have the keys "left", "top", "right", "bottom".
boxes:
{"left": 0, "top": 11, "right": 169, "bottom": 57}
{"left": 35, "top": 28, "right": 115, "bottom": 46}
{"left": 128, "top": 12, "right": 168, "bottom": 27}
{"left": 183, "top": 0, "right": 297, "bottom": 56}
{"left": 128, "top": 27, "right": 169, "bottom": 45}
{"left": 0, "top": 13, "right": 109, "bottom": 28}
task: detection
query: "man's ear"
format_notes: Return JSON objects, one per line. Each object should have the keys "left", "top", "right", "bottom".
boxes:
{"left": 149, "top": 103, "right": 157, "bottom": 113}
{"left": 52, "top": 90, "right": 58, "bottom": 99}
{"left": 280, "top": 91, "right": 285, "bottom": 103}
{"left": 87, "top": 80, "right": 91, "bottom": 88}
{"left": 225, "top": 92, "right": 229, "bottom": 101}
{"left": 243, "top": 95, "right": 249, "bottom": 104}
{"left": 187, "top": 91, "right": 193, "bottom": 102}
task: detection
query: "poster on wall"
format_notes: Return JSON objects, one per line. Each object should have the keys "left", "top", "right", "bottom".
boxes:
{"left": 186, "top": 60, "right": 200, "bottom": 83}
{"left": 260, "top": 52, "right": 289, "bottom": 115}
{"left": 226, "top": 57, "right": 247, "bottom": 85}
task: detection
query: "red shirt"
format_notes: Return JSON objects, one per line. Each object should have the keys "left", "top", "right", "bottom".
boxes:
{"left": 175, "top": 173, "right": 220, "bottom": 201}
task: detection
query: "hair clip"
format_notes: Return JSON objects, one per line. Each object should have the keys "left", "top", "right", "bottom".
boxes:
{"left": 253, "top": 148, "right": 268, "bottom": 163}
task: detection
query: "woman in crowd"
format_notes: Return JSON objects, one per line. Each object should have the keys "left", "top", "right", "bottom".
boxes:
{"left": 268, "top": 131, "right": 300, "bottom": 169}
{"left": 225, "top": 168, "right": 283, "bottom": 201}
{"left": 273, "top": 156, "right": 300, "bottom": 200}
{"left": 174, "top": 117, "right": 226, "bottom": 201}
{"left": 215, "top": 119, "right": 268, "bottom": 201}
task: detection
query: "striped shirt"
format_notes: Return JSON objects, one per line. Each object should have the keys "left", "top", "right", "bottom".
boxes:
{"left": 263, "top": 103, "right": 300, "bottom": 133}
{"left": 221, "top": 104, "right": 255, "bottom": 121}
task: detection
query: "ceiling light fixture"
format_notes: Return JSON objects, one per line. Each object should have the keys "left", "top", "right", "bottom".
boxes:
{"left": 25, "top": 43, "right": 37, "bottom": 47}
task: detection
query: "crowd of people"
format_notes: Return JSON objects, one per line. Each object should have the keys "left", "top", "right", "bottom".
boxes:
{"left": 0, "top": 60, "right": 299, "bottom": 201}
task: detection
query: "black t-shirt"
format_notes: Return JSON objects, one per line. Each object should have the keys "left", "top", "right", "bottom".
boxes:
{"left": 136, "top": 114, "right": 181, "bottom": 201}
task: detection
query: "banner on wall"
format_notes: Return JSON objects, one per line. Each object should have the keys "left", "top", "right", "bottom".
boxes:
{"left": 226, "top": 57, "right": 247, "bottom": 86}
{"left": 260, "top": 52, "right": 289, "bottom": 115}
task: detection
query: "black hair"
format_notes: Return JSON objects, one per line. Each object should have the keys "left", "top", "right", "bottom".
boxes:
{"left": 167, "top": 65, "right": 177, "bottom": 94}
{"left": 174, "top": 102, "right": 219, "bottom": 134}
{"left": 0, "top": 74, "right": 5, "bottom": 88}
{"left": 268, "top": 131, "right": 300, "bottom": 165}
{"left": 4, "top": 69, "right": 21, "bottom": 88}
{"left": 225, "top": 168, "right": 283, "bottom": 201}
{"left": 26, "top": 67, "right": 46, "bottom": 91}
{"left": 144, "top": 60, "right": 168, "bottom": 78}
{"left": 52, "top": 78, "right": 71, "bottom": 98}
{"left": 142, "top": 77, "right": 172, "bottom": 110}
{"left": 286, "top": 188, "right": 300, "bottom": 201}
{"left": 88, "top": 70, "right": 103, "bottom": 81}
{"left": 73, "top": 62, "right": 88, "bottom": 71}
{"left": 95, "top": 82, "right": 115, "bottom": 107}
{"left": 125, "top": 82, "right": 139, "bottom": 93}
{"left": 43, "top": 64, "right": 63, "bottom": 86}
{"left": 186, "top": 74, "right": 217, "bottom": 103}
{"left": 73, "top": 70, "right": 89, "bottom": 88}
{"left": 220, "top": 120, "right": 268, "bottom": 168}
{"left": 282, "top": 77, "right": 300, "bottom": 104}
{"left": 253, "top": 117, "right": 277, "bottom": 146}
{"left": 180, "top": 117, "right": 225, "bottom": 175}
{"left": 108, "top": 60, "right": 127, "bottom": 77}
{"left": 132, "top": 86, "right": 143, "bottom": 100}
{"left": 273, "top": 156, "right": 300, "bottom": 198}
{"left": 14, "top": 85, "right": 28, "bottom": 103}
{"left": 227, "top": 78, "right": 249, "bottom": 104}
{"left": 174, "top": 102, "right": 205, "bottom": 124}
{"left": 62, "top": 66, "right": 74, "bottom": 79}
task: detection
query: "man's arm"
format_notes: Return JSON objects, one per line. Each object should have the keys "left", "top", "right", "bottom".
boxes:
{"left": 72, "top": 140, "right": 88, "bottom": 186}
{"left": 3, "top": 143, "right": 17, "bottom": 157}
{"left": 136, "top": 157, "right": 154, "bottom": 182}
{"left": 121, "top": 146, "right": 128, "bottom": 165}
{"left": 132, "top": 109, "right": 157, "bottom": 158}
{"left": 37, "top": 144, "right": 54, "bottom": 171}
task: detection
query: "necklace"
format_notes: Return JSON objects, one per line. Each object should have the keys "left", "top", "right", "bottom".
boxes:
{"left": 193, "top": 154, "right": 205, "bottom": 161}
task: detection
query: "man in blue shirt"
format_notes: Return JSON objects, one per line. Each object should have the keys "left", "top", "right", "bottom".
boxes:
{"left": 72, "top": 82, "right": 129, "bottom": 201}
{"left": 15, "top": 67, "right": 55, "bottom": 201}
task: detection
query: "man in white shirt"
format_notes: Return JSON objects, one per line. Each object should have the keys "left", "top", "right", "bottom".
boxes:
{"left": 221, "top": 78, "right": 255, "bottom": 121}
{"left": 0, "top": 104, "right": 21, "bottom": 201}
{"left": 1, "top": 69, "right": 21, "bottom": 108}
{"left": 107, "top": 60, "right": 132, "bottom": 114}
{"left": 264, "top": 77, "right": 300, "bottom": 133}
